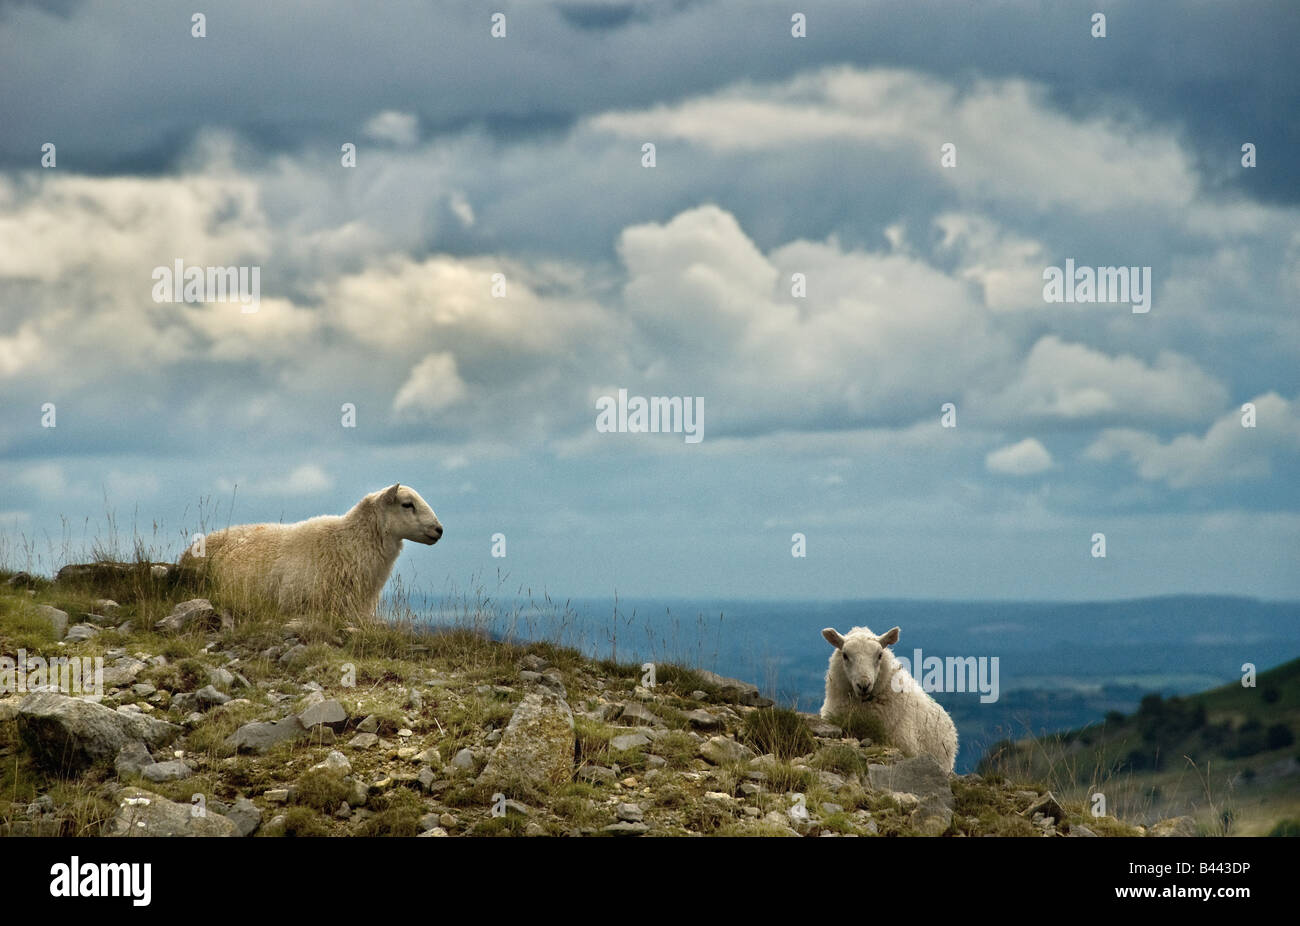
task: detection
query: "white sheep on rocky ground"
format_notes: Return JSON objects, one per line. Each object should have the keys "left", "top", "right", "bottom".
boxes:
{"left": 180, "top": 483, "right": 442, "bottom": 618}
{"left": 820, "top": 625, "right": 958, "bottom": 772}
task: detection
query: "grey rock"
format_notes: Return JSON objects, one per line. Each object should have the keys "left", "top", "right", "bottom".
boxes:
{"left": 1024, "top": 791, "right": 1066, "bottom": 825}
{"left": 142, "top": 760, "right": 194, "bottom": 783}
{"left": 868, "top": 755, "right": 954, "bottom": 836}
{"left": 603, "top": 821, "right": 649, "bottom": 836}
{"left": 16, "top": 691, "right": 181, "bottom": 772}
{"left": 225, "top": 716, "right": 308, "bottom": 754}
{"left": 195, "top": 685, "right": 231, "bottom": 707}
{"left": 616, "top": 802, "right": 644, "bottom": 822}
{"left": 610, "top": 732, "right": 652, "bottom": 752}
{"left": 519, "top": 670, "right": 543, "bottom": 683}
{"left": 225, "top": 797, "right": 262, "bottom": 837}
{"left": 64, "top": 623, "right": 101, "bottom": 643}
{"left": 94, "top": 599, "right": 122, "bottom": 618}
{"left": 693, "top": 669, "right": 773, "bottom": 707}
{"left": 683, "top": 709, "right": 723, "bottom": 731}
{"left": 357, "top": 714, "right": 380, "bottom": 734}
{"left": 347, "top": 732, "right": 379, "bottom": 749}
{"left": 154, "top": 599, "right": 224, "bottom": 634}
{"left": 107, "top": 787, "right": 237, "bottom": 837}
{"left": 698, "top": 736, "right": 756, "bottom": 765}
{"left": 311, "top": 750, "right": 352, "bottom": 775}
{"left": 577, "top": 765, "right": 617, "bottom": 785}
{"left": 33, "top": 605, "right": 69, "bottom": 639}
{"left": 618, "top": 702, "right": 663, "bottom": 727}
{"left": 478, "top": 690, "right": 575, "bottom": 791}
{"left": 102, "top": 659, "right": 148, "bottom": 689}
{"left": 451, "top": 748, "right": 476, "bottom": 772}
{"left": 297, "top": 698, "right": 347, "bottom": 730}
{"left": 114, "top": 741, "right": 155, "bottom": 778}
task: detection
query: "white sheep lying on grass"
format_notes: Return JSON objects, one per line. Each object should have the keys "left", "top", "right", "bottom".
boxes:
{"left": 180, "top": 483, "right": 442, "bottom": 618}
{"left": 820, "top": 624, "right": 958, "bottom": 772}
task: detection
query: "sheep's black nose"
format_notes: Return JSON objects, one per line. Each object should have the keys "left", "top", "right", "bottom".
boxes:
{"left": 432, "top": 525, "right": 444, "bottom": 538}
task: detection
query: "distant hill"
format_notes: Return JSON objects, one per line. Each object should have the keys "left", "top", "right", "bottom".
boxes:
{"left": 979, "top": 658, "right": 1300, "bottom": 836}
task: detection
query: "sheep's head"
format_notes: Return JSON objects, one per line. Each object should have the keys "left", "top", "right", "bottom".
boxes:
{"left": 823, "top": 625, "right": 900, "bottom": 701}
{"left": 379, "top": 483, "right": 444, "bottom": 545}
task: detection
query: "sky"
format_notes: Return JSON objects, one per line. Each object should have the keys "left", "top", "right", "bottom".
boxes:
{"left": 0, "top": 0, "right": 1297, "bottom": 601}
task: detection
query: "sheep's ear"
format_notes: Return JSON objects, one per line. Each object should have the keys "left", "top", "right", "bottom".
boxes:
{"left": 822, "top": 628, "right": 845, "bottom": 649}
{"left": 383, "top": 483, "right": 401, "bottom": 503}
{"left": 877, "top": 627, "right": 900, "bottom": 647}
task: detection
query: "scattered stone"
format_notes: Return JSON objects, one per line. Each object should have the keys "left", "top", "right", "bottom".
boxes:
{"left": 618, "top": 702, "right": 663, "bottom": 727}
{"left": 348, "top": 732, "right": 379, "bottom": 749}
{"left": 154, "top": 599, "right": 225, "bottom": 634}
{"left": 603, "top": 821, "right": 649, "bottom": 836}
{"left": 194, "top": 685, "right": 231, "bottom": 708}
{"left": 451, "top": 748, "right": 476, "bottom": 773}
{"left": 263, "top": 788, "right": 290, "bottom": 803}
{"left": 95, "top": 599, "right": 121, "bottom": 618}
{"left": 357, "top": 715, "right": 380, "bottom": 734}
{"left": 578, "top": 765, "right": 616, "bottom": 785}
{"left": 1024, "top": 792, "right": 1066, "bottom": 825}
{"left": 693, "top": 669, "right": 774, "bottom": 707}
{"left": 616, "top": 802, "right": 644, "bottom": 823}
{"left": 683, "top": 709, "right": 723, "bottom": 731}
{"left": 114, "top": 741, "right": 155, "bottom": 778}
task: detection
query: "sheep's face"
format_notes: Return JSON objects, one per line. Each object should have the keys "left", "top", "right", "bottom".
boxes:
{"left": 823, "top": 626, "right": 900, "bottom": 701}
{"left": 380, "top": 484, "right": 444, "bottom": 545}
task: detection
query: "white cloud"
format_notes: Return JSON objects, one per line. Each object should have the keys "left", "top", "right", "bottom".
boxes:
{"left": 363, "top": 111, "right": 419, "bottom": 146}
{"left": 215, "top": 463, "right": 334, "bottom": 497}
{"left": 986, "top": 438, "right": 1053, "bottom": 476}
{"left": 983, "top": 336, "right": 1226, "bottom": 425}
{"left": 393, "top": 352, "right": 469, "bottom": 415}
{"left": 1084, "top": 393, "right": 1300, "bottom": 488}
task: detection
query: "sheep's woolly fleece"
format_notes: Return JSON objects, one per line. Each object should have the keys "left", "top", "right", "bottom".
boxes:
{"left": 180, "top": 484, "right": 443, "bottom": 617}
{"left": 820, "top": 625, "right": 959, "bottom": 772}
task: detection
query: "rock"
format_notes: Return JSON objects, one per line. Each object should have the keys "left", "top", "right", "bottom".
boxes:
{"left": 1069, "top": 823, "right": 1098, "bottom": 837}
{"left": 683, "top": 709, "right": 723, "bottom": 731}
{"left": 451, "top": 748, "right": 476, "bottom": 773}
{"left": 16, "top": 691, "right": 181, "bottom": 772}
{"left": 357, "top": 714, "right": 380, "bottom": 734}
{"left": 868, "top": 755, "right": 954, "bottom": 836}
{"left": 154, "top": 599, "right": 226, "bottom": 634}
{"left": 225, "top": 716, "right": 308, "bottom": 754}
{"left": 311, "top": 750, "right": 352, "bottom": 775}
{"left": 225, "top": 797, "right": 262, "bottom": 837}
{"left": 519, "top": 670, "right": 543, "bottom": 684}
{"left": 107, "top": 787, "right": 237, "bottom": 837}
{"left": 610, "top": 732, "right": 652, "bottom": 752}
{"left": 603, "top": 821, "right": 649, "bottom": 836}
{"left": 297, "top": 699, "right": 347, "bottom": 730}
{"left": 616, "top": 802, "right": 644, "bottom": 822}
{"left": 142, "top": 760, "right": 194, "bottom": 783}
{"left": 618, "top": 702, "right": 663, "bottom": 727}
{"left": 32, "top": 605, "right": 69, "bottom": 639}
{"left": 194, "top": 685, "right": 231, "bottom": 708}
{"left": 278, "top": 644, "right": 309, "bottom": 666}
{"left": 417, "top": 767, "right": 437, "bottom": 792}
{"left": 822, "top": 802, "right": 844, "bottom": 815}
{"left": 6, "top": 571, "right": 38, "bottom": 588}
{"left": 263, "top": 788, "right": 290, "bottom": 803}
{"left": 1024, "top": 792, "right": 1066, "bottom": 825}
{"left": 800, "top": 713, "right": 843, "bottom": 738}
{"left": 102, "top": 658, "right": 148, "bottom": 689}
{"left": 478, "top": 690, "right": 575, "bottom": 792}
{"left": 406, "top": 688, "right": 423, "bottom": 711}
{"left": 698, "top": 736, "right": 756, "bottom": 765}
{"left": 207, "top": 666, "right": 235, "bottom": 689}
{"left": 95, "top": 599, "right": 122, "bottom": 618}
{"left": 64, "top": 623, "right": 100, "bottom": 643}
{"left": 1149, "top": 816, "right": 1198, "bottom": 837}
{"left": 347, "top": 732, "right": 379, "bottom": 749}
{"left": 577, "top": 765, "right": 616, "bottom": 785}
{"left": 693, "top": 669, "right": 773, "bottom": 707}
{"left": 520, "top": 654, "right": 548, "bottom": 672}
{"left": 114, "top": 741, "right": 155, "bottom": 778}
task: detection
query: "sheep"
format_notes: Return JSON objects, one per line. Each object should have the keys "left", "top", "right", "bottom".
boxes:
{"left": 180, "top": 483, "right": 443, "bottom": 618}
{"left": 820, "top": 624, "right": 958, "bottom": 772}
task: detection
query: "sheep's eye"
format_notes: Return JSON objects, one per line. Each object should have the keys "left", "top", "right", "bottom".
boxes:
{"left": 842, "top": 651, "right": 849, "bottom": 660}
{"left": 876, "top": 652, "right": 883, "bottom": 662}
{"left": 401, "top": 502, "right": 414, "bottom": 509}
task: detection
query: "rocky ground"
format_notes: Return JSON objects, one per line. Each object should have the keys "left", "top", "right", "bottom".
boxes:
{"left": 0, "top": 565, "right": 1193, "bottom": 837}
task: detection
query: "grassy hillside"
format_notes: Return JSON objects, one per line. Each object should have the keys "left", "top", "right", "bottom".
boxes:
{"left": 0, "top": 563, "right": 1149, "bottom": 837}
{"left": 980, "top": 658, "right": 1300, "bottom": 836}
